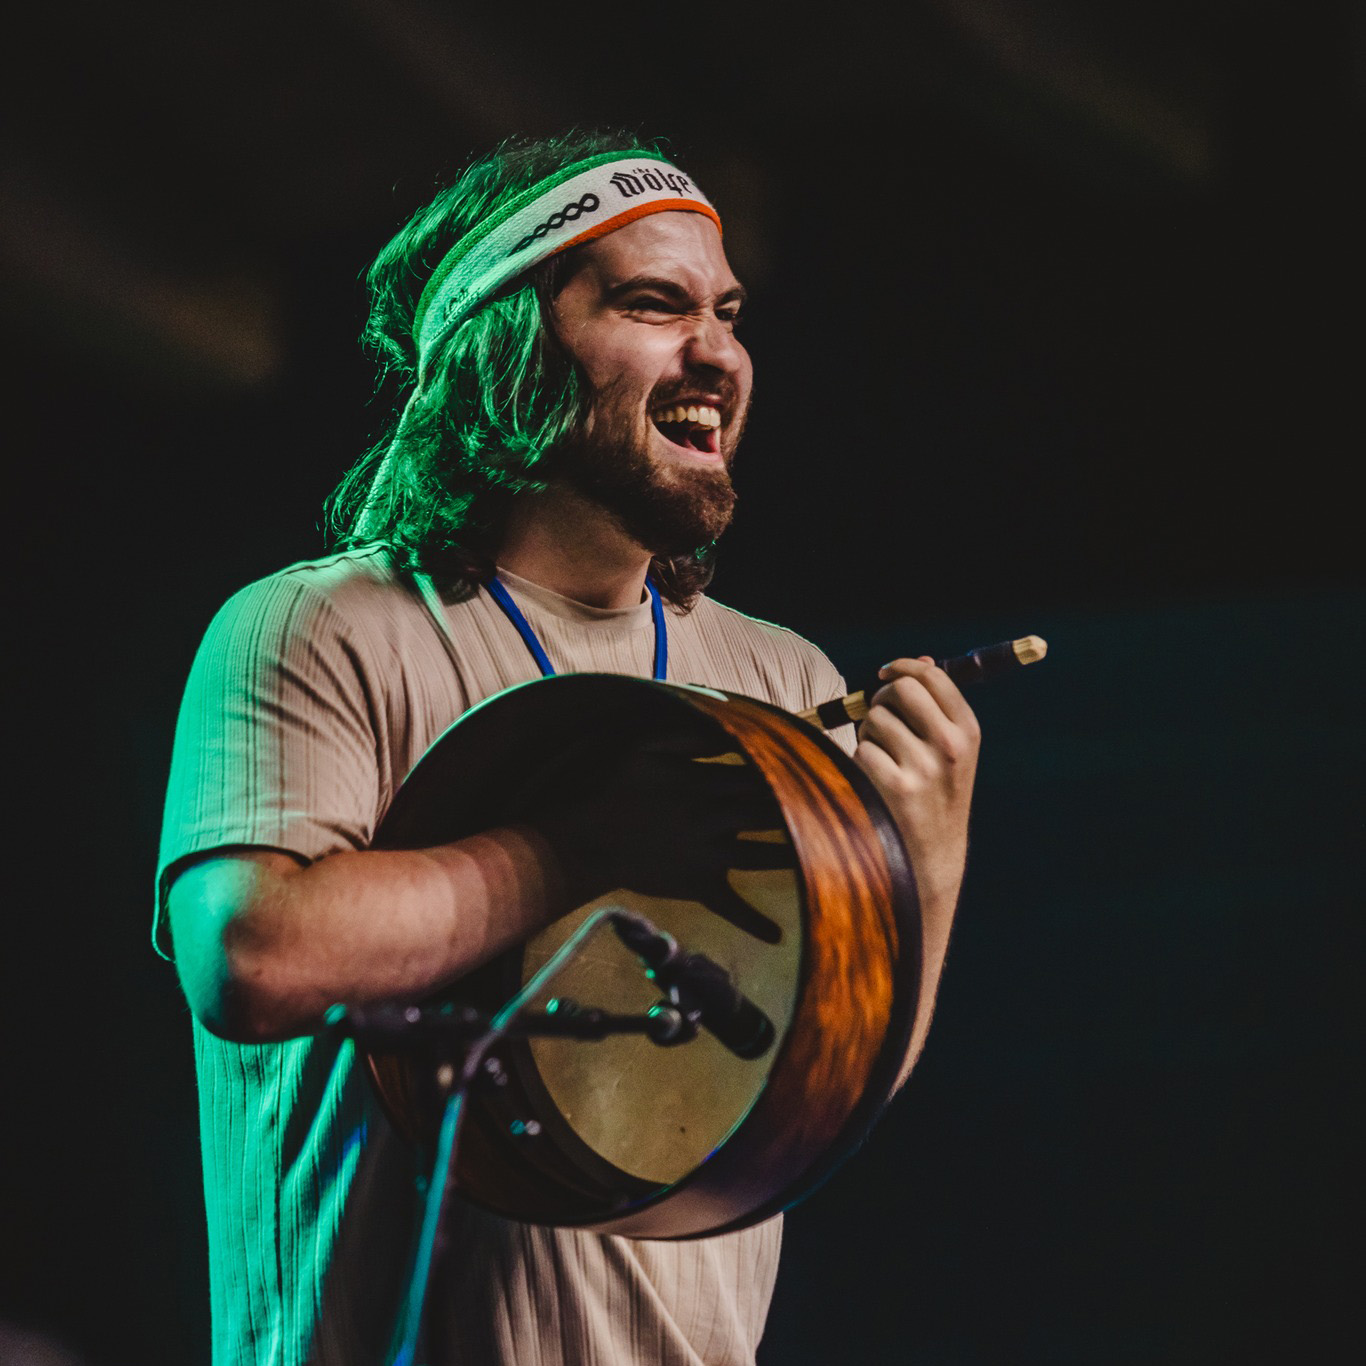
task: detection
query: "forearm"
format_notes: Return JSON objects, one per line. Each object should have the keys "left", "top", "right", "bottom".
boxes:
{"left": 852, "top": 658, "right": 979, "bottom": 1089}
{"left": 897, "top": 864, "right": 962, "bottom": 1087}
{"left": 171, "top": 826, "right": 572, "bottom": 1043}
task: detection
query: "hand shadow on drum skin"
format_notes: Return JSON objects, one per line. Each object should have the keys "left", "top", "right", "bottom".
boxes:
{"left": 522, "top": 733, "right": 790, "bottom": 944}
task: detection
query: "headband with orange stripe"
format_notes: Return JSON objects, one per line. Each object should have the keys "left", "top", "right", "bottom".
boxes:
{"left": 412, "top": 152, "right": 721, "bottom": 366}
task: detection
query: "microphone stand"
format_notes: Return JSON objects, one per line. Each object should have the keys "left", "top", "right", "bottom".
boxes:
{"left": 327, "top": 907, "right": 700, "bottom": 1366}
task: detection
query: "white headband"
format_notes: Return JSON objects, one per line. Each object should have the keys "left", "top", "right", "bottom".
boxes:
{"left": 412, "top": 152, "right": 720, "bottom": 366}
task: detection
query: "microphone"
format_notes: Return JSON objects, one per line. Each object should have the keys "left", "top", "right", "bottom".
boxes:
{"left": 609, "top": 911, "right": 776, "bottom": 1061}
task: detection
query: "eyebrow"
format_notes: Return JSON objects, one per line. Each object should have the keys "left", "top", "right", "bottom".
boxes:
{"left": 605, "top": 275, "right": 748, "bottom": 309}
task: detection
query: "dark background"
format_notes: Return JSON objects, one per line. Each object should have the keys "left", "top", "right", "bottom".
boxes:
{"left": 3, "top": 2, "right": 1360, "bottom": 1362}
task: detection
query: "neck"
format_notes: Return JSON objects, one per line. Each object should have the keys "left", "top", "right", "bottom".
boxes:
{"left": 497, "top": 484, "right": 653, "bottom": 610}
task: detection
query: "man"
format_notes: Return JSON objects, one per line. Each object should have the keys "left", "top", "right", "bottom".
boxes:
{"left": 157, "top": 130, "right": 979, "bottom": 1365}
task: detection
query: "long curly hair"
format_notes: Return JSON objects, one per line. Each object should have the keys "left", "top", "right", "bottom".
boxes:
{"left": 325, "top": 129, "right": 717, "bottom": 608}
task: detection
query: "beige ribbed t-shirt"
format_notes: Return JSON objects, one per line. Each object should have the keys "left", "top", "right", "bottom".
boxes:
{"left": 157, "top": 547, "right": 851, "bottom": 1366}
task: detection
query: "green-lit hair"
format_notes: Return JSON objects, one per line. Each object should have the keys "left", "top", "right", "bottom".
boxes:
{"left": 326, "top": 129, "right": 716, "bottom": 607}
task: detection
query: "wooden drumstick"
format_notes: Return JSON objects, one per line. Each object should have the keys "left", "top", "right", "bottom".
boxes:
{"left": 798, "top": 635, "right": 1048, "bottom": 732}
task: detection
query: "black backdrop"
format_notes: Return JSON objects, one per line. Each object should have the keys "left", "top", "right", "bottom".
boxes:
{"left": 3, "top": 3, "right": 1360, "bottom": 1362}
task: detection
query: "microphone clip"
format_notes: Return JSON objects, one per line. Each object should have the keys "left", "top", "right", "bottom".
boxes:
{"left": 609, "top": 911, "right": 776, "bottom": 1061}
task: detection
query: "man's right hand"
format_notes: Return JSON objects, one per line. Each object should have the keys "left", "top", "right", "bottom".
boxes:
{"left": 528, "top": 740, "right": 790, "bottom": 929}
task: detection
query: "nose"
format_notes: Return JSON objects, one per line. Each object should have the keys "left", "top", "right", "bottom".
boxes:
{"left": 683, "top": 312, "right": 747, "bottom": 378}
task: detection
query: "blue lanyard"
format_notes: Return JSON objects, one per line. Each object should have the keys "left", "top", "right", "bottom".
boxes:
{"left": 484, "top": 573, "right": 668, "bottom": 682}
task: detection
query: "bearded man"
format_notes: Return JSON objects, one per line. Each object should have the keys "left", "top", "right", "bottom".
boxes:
{"left": 157, "top": 130, "right": 980, "bottom": 1366}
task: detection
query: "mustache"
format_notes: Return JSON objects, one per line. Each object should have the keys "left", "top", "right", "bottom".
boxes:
{"left": 647, "top": 377, "right": 744, "bottom": 420}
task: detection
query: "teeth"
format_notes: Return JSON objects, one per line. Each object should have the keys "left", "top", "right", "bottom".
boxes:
{"left": 652, "top": 404, "right": 722, "bottom": 428}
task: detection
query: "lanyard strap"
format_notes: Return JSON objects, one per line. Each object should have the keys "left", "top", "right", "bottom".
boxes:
{"left": 484, "top": 574, "right": 668, "bottom": 682}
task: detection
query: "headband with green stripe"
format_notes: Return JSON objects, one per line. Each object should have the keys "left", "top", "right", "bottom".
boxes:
{"left": 412, "top": 151, "right": 720, "bottom": 367}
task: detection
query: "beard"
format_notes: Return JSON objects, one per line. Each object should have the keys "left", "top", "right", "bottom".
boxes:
{"left": 548, "top": 377, "right": 744, "bottom": 557}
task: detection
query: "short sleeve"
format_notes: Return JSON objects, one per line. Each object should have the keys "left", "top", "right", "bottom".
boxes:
{"left": 154, "top": 572, "right": 385, "bottom": 958}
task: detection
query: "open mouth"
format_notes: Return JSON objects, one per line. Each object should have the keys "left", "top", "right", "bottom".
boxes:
{"left": 651, "top": 402, "right": 723, "bottom": 457}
